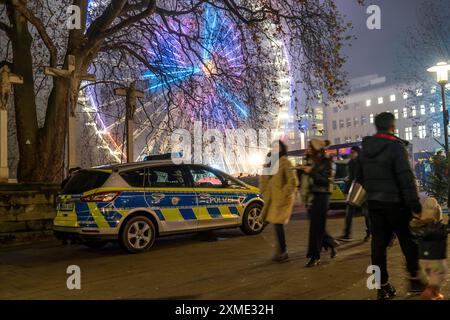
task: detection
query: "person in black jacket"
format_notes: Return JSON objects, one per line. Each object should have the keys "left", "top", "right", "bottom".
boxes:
{"left": 302, "top": 139, "right": 338, "bottom": 267}
{"left": 338, "top": 146, "right": 371, "bottom": 241}
{"left": 357, "top": 112, "right": 424, "bottom": 300}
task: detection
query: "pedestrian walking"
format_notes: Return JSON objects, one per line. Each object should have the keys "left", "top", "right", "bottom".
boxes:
{"left": 409, "top": 197, "right": 448, "bottom": 300}
{"left": 338, "top": 146, "right": 371, "bottom": 241}
{"left": 303, "top": 139, "right": 338, "bottom": 267}
{"left": 260, "top": 140, "right": 298, "bottom": 262}
{"left": 357, "top": 112, "right": 424, "bottom": 300}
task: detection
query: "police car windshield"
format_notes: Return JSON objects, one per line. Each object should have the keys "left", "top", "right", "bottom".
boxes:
{"left": 62, "top": 170, "right": 110, "bottom": 194}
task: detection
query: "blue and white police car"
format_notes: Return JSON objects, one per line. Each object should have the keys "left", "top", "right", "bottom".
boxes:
{"left": 54, "top": 160, "right": 265, "bottom": 253}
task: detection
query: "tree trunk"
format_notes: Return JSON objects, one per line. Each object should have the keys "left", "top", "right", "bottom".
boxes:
{"left": 7, "top": 1, "right": 69, "bottom": 183}
{"left": 7, "top": 1, "right": 40, "bottom": 183}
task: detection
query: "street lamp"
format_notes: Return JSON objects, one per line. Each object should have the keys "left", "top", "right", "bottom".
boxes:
{"left": 428, "top": 61, "right": 450, "bottom": 207}
{"left": 428, "top": 62, "right": 450, "bottom": 151}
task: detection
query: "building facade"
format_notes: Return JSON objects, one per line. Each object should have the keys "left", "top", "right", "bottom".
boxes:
{"left": 319, "top": 74, "right": 445, "bottom": 159}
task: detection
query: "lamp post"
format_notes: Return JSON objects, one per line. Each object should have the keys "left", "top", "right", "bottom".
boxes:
{"left": 428, "top": 61, "right": 450, "bottom": 207}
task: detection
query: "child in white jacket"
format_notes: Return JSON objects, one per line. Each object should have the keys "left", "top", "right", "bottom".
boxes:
{"left": 410, "top": 197, "right": 448, "bottom": 300}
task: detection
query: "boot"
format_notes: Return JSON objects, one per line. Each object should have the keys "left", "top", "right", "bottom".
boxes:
{"left": 330, "top": 246, "right": 337, "bottom": 259}
{"left": 272, "top": 251, "right": 289, "bottom": 262}
{"left": 377, "top": 283, "right": 397, "bottom": 300}
{"left": 305, "top": 258, "right": 321, "bottom": 267}
{"left": 408, "top": 277, "right": 427, "bottom": 294}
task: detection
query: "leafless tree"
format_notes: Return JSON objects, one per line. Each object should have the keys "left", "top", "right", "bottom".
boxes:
{"left": 0, "top": 0, "right": 356, "bottom": 183}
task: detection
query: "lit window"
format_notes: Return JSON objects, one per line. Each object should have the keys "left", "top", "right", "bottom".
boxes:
{"left": 366, "top": 99, "right": 371, "bottom": 107}
{"left": 411, "top": 106, "right": 417, "bottom": 117}
{"left": 418, "top": 125, "right": 426, "bottom": 139}
{"left": 440, "top": 103, "right": 444, "bottom": 112}
{"left": 433, "top": 123, "right": 441, "bottom": 137}
{"left": 394, "top": 109, "right": 399, "bottom": 119}
{"left": 361, "top": 115, "right": 367, "bottom": 125}
{"left": 315, "top": 108, "right": 324, "bottom": 120}
{"left": 403, "top": 108, "right": 408, "bottom": 118}
{"left": 315, "top": 123, "right": 324, "bottom": 136}
{"left": 416, "top": 89, "right": 423, "bottom": 96}
{"left": 430, "top": 103, "right": 436, "bottom": 113}
{"left": 339, "top": 119, "right": 344, "bottom": 128}
{"left": 288, "top": 131, "right": 295, "bottom": 140}
{"left": 390, "top": 94, "right": 396, "bottom": 102}
{"left": 353, "top": 116, "right": 359, "bottom": 126}
{"left": 345, "top": 137, "right": 352, "bottom": 143}
{"left": 378, "top": 97, "right": 384, "bottom": 104}
{"left": 420, "top": 105, "right": 426, "bottom": 115}
{"left": 403, "top": 92, "right": 408, "bottom": 100}
{"left": 346, "top": 118, "right": 351, "bottom": 127}
{"left": 370, "top": 114, "right": 374, "bottom": 124}
{"left": 431, "top": 86, "right": 437, "bottom": 94}
{"left": 355, "top": 135, "right": 362, "bottom": 141}
{"left": 405, "top": 127, "right": 413, "bottom": 141}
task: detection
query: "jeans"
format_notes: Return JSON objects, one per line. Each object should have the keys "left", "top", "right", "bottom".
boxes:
{"left": 343, "top": 204, "right": 357, "bottom": 237}
{"left": 307, "top": 193, "right": 335, "bottom": 259}
{"left": 368, "top": 201, "right": 419, "bottom": 284}
{"left": 344, "top": 203, "right": 371, "bottom": 237}
{"left": 274, "top": 224, "right": 287, "bottom": 253}
{"left": 362, "top": 203, "right": 371, "bottom": 236}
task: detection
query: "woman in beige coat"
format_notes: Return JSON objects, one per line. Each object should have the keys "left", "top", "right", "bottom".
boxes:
{"left": 260, "top": 140, "right": 298, "bottom": 262}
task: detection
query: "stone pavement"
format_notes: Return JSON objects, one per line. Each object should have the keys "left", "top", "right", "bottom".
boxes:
{"left": 0, "top": 213, "right": 445, "bottom": 300}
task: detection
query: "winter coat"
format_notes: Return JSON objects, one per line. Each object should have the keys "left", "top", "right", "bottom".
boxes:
{"left": 260, "top": 156, "right": 298, "bottom": 224}
{"left": 300, "top": 171, "right": 313, "bottom": 208}
{"left": 309, "top": 156, "right": 334, "bottom": 194}
{"left": 344, "top": 158, "right": 359, "bottom": 194}
{"left": 410, "top": 218, "right": 448, "bottom": 260}
{"left": 356, "top": 132, "right": 422, "bottom": 214}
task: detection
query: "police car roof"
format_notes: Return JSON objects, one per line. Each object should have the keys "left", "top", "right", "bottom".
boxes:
{"left": 93, "top": 159, "right": 177, "bottom": 172}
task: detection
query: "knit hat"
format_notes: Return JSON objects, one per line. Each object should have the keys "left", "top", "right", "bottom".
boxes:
{"left": 310, "top": 139, "right": 331, "bottom": 151}
{"left": 421, "top": 197, "right": 442, "bottom": 222}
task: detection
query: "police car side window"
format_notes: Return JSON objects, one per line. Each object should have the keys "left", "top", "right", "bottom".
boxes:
{"left": 120, "top": 169, "right": 146, "bottom": 188}
{"left": 190, "top": 168, "right": 224, "bottom": 188}
{"left": 146, "top": 166, "right": 187, "bottom": 188}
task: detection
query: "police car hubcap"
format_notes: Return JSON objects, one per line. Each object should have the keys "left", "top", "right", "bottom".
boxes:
{"left": 248, "top": 208, "right": 263, "bottom": 231}
{"left": 128, "top": 221, "right": 152, "bottom": 249}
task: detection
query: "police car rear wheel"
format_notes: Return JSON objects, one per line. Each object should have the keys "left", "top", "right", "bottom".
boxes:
{"left": 241, "top": 203, "right": 264, "bottom": 235}
{"left": 120, "top": 216, "right": 156, "bottom": 253}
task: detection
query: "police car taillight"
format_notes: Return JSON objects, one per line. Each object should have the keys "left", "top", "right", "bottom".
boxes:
{"left": 81, "top": 192, "right": 121, "bottom": 202}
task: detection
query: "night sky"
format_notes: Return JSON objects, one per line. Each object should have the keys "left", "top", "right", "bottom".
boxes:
{"left": 337, "top": 0, "right": 424, "bottom": 82}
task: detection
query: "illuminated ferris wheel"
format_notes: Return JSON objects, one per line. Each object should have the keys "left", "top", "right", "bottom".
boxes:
{"left": 82, "top": 3, "right": 293, "bottom": 174}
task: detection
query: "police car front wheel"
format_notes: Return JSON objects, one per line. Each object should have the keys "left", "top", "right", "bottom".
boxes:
{"left": 240, "top": 203, "right": 265, "bottom": 235}
{"left": 119, "top": 216, "right": 156, "bottom": 253}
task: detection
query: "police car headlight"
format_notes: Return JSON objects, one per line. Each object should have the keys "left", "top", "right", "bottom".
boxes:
{"left": 81, "top": 192, "right": 121, "bottom": 202}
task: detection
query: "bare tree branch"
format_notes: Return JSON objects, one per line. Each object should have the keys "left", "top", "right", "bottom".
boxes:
{"left": 11, "top": 0, "right": 57, "bottom": 66}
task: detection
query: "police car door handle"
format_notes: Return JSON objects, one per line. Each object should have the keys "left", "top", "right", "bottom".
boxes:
{"left": 151, "top": 193, "right": 165, "bottom": 200}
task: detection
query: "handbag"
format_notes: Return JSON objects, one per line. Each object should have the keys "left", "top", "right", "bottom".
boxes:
{"left": 346, "top": 181, "right": 366, "bottom": 207}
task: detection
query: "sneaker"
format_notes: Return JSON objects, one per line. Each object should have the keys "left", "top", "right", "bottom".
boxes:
{"left": 377, "top": 283, "right": 397, "bottom": 300}
{"left": 337, "top": 235, "right": 354, "bottom": 242}
{"left": 305, "top": 258, "right": 321, "bottom": 267}
{"left": 272, "top": 251, "right": 289, "bottom": 262}
{"left": 408, "top": 278, "right": 427, "bottom": 294}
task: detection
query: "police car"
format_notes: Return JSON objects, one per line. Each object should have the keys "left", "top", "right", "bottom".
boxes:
{"left": 54, "top": 160, "right": 265, "bottom": 253}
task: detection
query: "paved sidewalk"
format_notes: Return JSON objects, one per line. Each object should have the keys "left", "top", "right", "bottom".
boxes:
{"left": 0, "top": 214, "right": 443, "bottom": 300}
